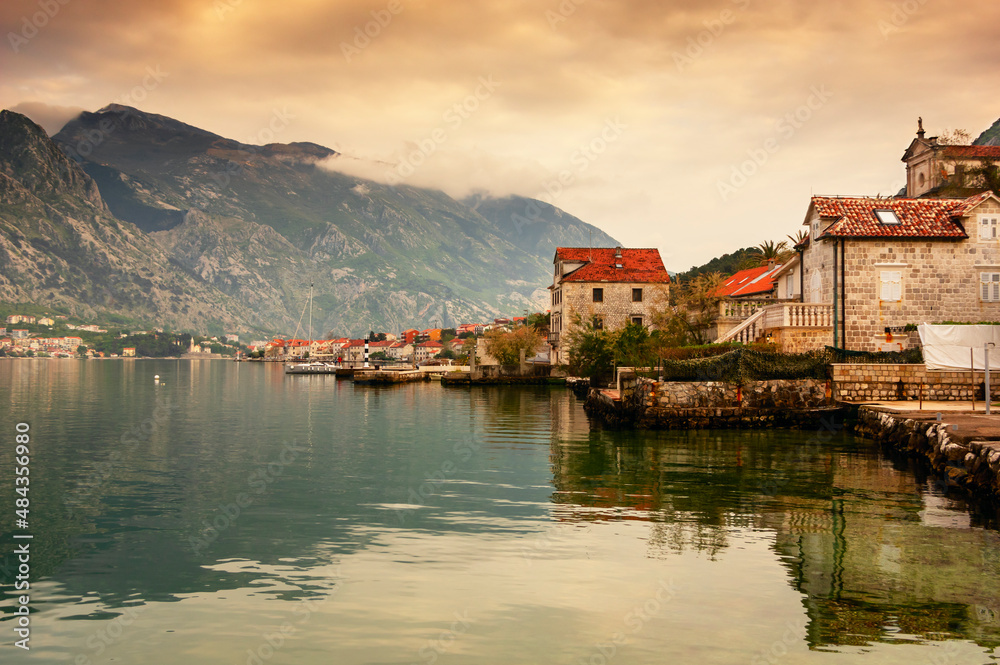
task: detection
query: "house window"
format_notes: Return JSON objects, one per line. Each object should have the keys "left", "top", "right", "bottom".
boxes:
{"left": 811, "top": 220, "right": 820, "bottom": 240}
{"left": 632, "top": 288, "right": 643, "bottom": 302}
{"left": 631, "top": 316, "right": 643, "bottom": 326}
{"left": 593, "top": 288, "right": 603, "bottom": 303}
{"left": 785, "top": 274, "right": 794, "bottom": 297}
{"left": 981, "top": 273, "right": 1000, "bottom": 302}
{"left": 879, "top": 270, "right": 902, "bottom": 302}
{"left": 592, "top": 316, "right": 604, "bottom": 330}
{"left": 980, "top": 215, "right": 1000, "bottom": 240}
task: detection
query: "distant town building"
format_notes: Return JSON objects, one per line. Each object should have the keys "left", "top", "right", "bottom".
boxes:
{"left": 11, "top": 329, "right": 29, "bottom": 339}
{"left": 37, "top": 317, "right": 54, "bottom": 326}
{"left": 414, "top": 340, "right": 443, "bottom": 363}
{"left": 122, "top": 347, "right": 136, "bottom": 357}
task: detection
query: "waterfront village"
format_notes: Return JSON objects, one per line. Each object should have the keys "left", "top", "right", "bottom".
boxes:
{"left": 5, "top": 119, "right": 1000, "bottom": 375}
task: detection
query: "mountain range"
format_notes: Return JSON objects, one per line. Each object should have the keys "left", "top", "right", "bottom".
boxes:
{"left": 0, "top": 105, "right": 619, "bottom": 336}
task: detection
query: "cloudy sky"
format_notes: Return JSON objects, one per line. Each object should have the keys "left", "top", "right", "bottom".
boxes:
{"left": 2, "top": 0, "right": 999, "bottom": 271}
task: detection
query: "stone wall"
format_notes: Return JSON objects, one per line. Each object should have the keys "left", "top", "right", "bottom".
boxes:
{"left": 767, "top": 327, "right": 833, "bottom": 353}
{"left": 584, "top": 376, "right": 843, "bottom": 430}
{"left": 831, "top": 363, "right": 1000, "bottom": 402}
{"left": 645, "top": 378, "right": 831, "bottom": 409}
{"left": 550, "top": 280, "right": 670, "bottom": 364}
{"left": 854, "top": 407, "right": 1000, "bottom": 500}
{"left": 800, "top": 197, "right": 1000, "bottom": 351}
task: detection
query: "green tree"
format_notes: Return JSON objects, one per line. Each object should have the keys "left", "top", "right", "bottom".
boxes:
{"left": 482, "top": 326, "right": 542, "bottom": 365}
{"left": 526, "top": 312, "right": 551, "bottom": 333}
{"left": 755, "top": 240, "right": 789, "bottom": 265}
{"left": 564, "top": 316, "right": 615, "bottom": 383}
{"left": 613, "top": 323, "right": 653, "bottom": 368}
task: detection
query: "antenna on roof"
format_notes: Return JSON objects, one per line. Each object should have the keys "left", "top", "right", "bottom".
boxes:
{"left": 589, "top": 229, "right": 592, "bottom": 263}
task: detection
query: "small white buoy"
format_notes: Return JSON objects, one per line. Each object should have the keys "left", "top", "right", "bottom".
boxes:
{"left": 154, "top": 375, "right": 160, "bottom": 383}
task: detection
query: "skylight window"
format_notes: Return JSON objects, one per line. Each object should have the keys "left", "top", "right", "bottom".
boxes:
{"left": 874, "top": 209, "right": 901, "bottom": 225}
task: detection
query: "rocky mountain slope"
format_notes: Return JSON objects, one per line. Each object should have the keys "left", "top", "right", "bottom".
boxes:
{"left": 47, "top": 105, "right": 618, "bottom": 335}
{"left": 0, "top": 110, "right": 262, "bottom": 333}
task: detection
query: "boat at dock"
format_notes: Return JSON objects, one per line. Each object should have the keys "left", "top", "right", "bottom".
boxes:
{"left": 284, "top": 361, "right": 339, "bottom": 375}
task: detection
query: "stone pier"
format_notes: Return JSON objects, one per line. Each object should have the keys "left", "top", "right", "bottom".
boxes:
{"left": 854, "top": 406, "right": 1000, "bottom": 500}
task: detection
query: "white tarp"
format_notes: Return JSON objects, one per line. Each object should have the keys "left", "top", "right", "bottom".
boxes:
{"left": 918, "top": 324, "right": 1000, "bottom": 371}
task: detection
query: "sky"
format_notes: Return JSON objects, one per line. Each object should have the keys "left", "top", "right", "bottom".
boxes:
{"left": 2, "top": 0, "right": 999, "bottom": 272}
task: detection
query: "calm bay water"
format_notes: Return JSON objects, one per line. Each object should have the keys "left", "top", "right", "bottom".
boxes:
{"left": 2, "top": 359, "right": 1000, "bottom": 664}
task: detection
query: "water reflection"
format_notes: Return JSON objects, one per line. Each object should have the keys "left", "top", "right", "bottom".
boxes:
{"left": 1, "top": 361, "right": 1000, "bottom": 663}
{"left": 550, "top": 422, "right": 1000, "bottom": 649}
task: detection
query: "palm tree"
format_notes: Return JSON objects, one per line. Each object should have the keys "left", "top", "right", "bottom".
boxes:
{"left": 755, "top": 240, "right": 788, "bottom": 266}
{"left": 786, "top": 230, "right": 808, "bottom": 249}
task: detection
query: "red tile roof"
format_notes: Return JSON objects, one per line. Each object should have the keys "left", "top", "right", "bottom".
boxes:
{"left": 555, "top": 247, "right": 670, "bottom": 283}
{"left": 714, "top": 265, "right": 782, "bottom": 297}
{"left": 941, "top": 145, "right": 1000, "bottom": 159}
{"left": 811, "top": 195, "right": 977, "bottom": 239}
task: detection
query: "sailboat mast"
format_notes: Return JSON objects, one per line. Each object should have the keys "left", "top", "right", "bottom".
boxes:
{"left": 308, "top": 283, "right": 314, "bottom": 342}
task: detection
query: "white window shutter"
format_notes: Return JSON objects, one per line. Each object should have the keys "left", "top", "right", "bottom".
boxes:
{"left": 880, "top": 271, "right": 901, "bottom": 302}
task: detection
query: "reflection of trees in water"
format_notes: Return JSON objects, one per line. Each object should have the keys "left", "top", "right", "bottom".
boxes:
{"left": 548, "top": 429, "right": 1000, "bottom": 649}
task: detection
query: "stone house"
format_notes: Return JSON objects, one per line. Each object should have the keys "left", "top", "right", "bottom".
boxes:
{"left": 903, "top": 119, "right": 1000, "bottom": 197}
{"left": 548, "top": 246, "right": 671, "bottom": 365}
{"left": 414, "top": 340, "right": 443, "bottom": 363}
{"left": 798, "top": 191, "right": 1000, "bottom": 351}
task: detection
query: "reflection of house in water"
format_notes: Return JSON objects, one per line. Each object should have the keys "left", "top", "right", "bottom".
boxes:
{"left": 548, "top": 432, "right": 1000, "bottom": 649}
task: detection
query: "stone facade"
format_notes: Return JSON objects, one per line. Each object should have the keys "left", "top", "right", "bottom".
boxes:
{"left": 765, "top": 327, "right": 832, "bottom": 354}
{"left": 801, "top": 196, "right": 1000, "bottom": 351}
{"left": 549, "top": 248, "right": 670, "bottom": 365}
{"left": 831, "top": 363, "right": 1000, "bottom": 402}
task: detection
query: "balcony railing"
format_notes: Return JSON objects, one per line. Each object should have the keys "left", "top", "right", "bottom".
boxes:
{"left": 547, "top": 332, "right": 560, "bottom": 345}
{"left": 762, "top": 303, "right": 833, "bottom": 329}
{"left": 719, "top": 300, "right": 772, "bottom": 319}
{"left": 716, "top": 303, "right": 833, "bottom": 344}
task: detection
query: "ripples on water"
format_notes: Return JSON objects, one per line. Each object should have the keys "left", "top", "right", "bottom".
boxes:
{"left": 1, "top": 360, "right": 999, "bottom": 664}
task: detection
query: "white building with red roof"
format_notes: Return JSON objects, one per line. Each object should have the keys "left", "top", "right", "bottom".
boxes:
{"left": 548, "top": 246, "right": 671, "bottom": 364}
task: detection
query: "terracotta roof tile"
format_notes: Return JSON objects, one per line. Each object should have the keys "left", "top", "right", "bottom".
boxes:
{"left": 812, "top": 195, "right": 975, "bottom": 239}
{"left": 714, "top": 265, "right": 782, "bottom": 297}
{"left": 941, "top": 145, "right": 1000, "bottom": 159}
{"left": 555, "top": 247, "right": 670, "bottom": 283}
